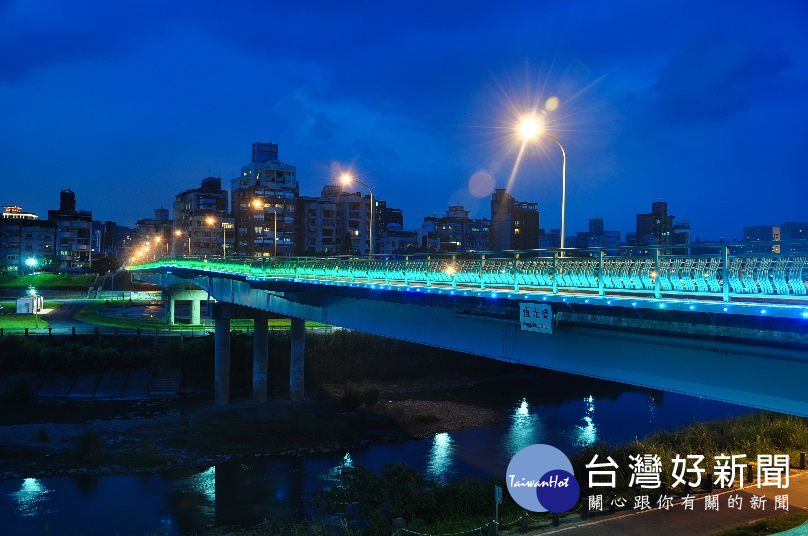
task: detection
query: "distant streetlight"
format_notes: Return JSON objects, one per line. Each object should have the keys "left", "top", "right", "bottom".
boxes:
{"left": 518, "top": 114, "right": 568, "bottom": 254}
{"left": 176, "top": 229, "right": 191, "bottom": 256}
{"left": 340, "top": 173, "right": 374, "bottom": 257}
{"left": 25, "top": 257, "right": 38, "bottom": 274}
{"left": 206, "top": 217, "right": 228, "bottom": 258}
{"left": 27, "top": 286, "right": 39, "bottom": 328}
{"left": 252, "top": 199, "right": 277, "bottom": 257}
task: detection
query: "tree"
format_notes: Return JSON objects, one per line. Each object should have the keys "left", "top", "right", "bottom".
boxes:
{"left": 90, "top": 255, "right": 122, "bottom": 274}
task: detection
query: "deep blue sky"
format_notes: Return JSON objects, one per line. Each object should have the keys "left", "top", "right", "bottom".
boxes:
{"left": 2, "top": 0, "right": 806, "bottom": 240}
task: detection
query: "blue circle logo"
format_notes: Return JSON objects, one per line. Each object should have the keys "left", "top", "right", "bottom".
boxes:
{"left": 506, "top": 444, "right": 580, "bottom": 512}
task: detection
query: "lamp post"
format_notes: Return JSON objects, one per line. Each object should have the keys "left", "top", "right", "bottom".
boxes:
{"left": 28, "top": 286, "right": 39, "bottom": 328}
{"left": 252, "top": 200, "right": 278, "bottom": 257}
{"left": 176, "top": 229, "right": 191, "bottom": 256}
{"left": 518, "top": 114, "right": 567, "bottom": 254}
{"left": 340, "top": 173, "right": 374, "bottom": 257}
{"left": 206, "top": 217, "right": 228, "bottom": 258}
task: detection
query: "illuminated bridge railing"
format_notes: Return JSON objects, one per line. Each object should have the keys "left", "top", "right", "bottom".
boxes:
{"left": 132, "top": 244, "right": 808, "bottom": 303}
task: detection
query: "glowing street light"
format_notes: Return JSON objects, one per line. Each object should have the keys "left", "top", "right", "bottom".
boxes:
{"left": 206, "top": 217, "right": 228, "bottom": 258}
{"left": 27, "top": 285, "right": 39, "bottom": 328}
{"left": 518, "top": 114, "right": 568, "bottom": 254}
{"left": 176, "top": 229, "right": 191, "bottom": 256}
{"left": 252, "top": 199, "right": 277, "bottom": 257}
{"left": 340, "top": 173, "right": 374, "bottom": 257}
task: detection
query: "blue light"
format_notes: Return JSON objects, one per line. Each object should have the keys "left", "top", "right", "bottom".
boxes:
{"left": 803, "top": 312, "right": 808, "bottom": 318}
{"left": 723, "top": 307, "right": 728, "bottom": 312}
{"left": 607, "top": 301, "right": 612, "bottom": 305}
{"left": 760, "top": 309, "right": 766, "bottom": 314}
{"left": 659, "top": 304, "right": 665, "bottom": 309}
{"left": 632, "top": 302, "right": 637, "bottom": 307}
{"left": 585, "top": 299, "right": 589, "bottom": 303}
{"left": 689, "top": 305, "right": 694, "bottom": 310}
{"left": 562, "top": 298, "right": 567, "bottom": 302}
{"left": 543, "top": 297, "right": 547, "bottom": 301}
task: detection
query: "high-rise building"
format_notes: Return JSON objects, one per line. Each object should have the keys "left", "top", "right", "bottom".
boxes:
{"left": 421, "top": 205, "right": 490, "bottom": 253}
{"left": 298, "top": 183, "right": 375, "bottom": 255}
{"left": 780, "top": 222, "right": 808, "bottom": 253}
{"left": 636, "top": 201, "right": 674, "bottom": 247}
{"left": 47, "top": 189, "right": 93, "bottom": 270}
{"left": 174, "top": 177, "right": 231, "bottom": 257}
{"left": 672, "top": 220, "right": 692, "bottom": 255}
{"left": 743, "top": 225, "right": 780, "bottom": 254}
{"left": 135, "top": 208, "right": 175, "bottom": 259}
{"left": 490, "top": 189, "right": 539, "bottom": 251}
{"left": 0, "top": 206, "right": 53, "bottom": 272}
{"left": 231, "top": 143, "right": 298, "bottom": 257}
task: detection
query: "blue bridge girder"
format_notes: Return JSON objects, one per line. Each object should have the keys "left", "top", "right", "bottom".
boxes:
{"left": 130, "top": 248, "right": 808, "bottom": 416}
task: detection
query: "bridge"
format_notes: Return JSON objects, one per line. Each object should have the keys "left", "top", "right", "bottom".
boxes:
{"left": 129, "top": 245, "right": 808, "bottom": 416}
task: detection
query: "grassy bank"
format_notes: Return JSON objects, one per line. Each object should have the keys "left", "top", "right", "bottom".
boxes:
{"left": 0, "top": 335, "right": 151, "bottom": 376}
{"left": 0, "top": 273, "right": 95, "bottom": 289}
{"left": 73, "top": 300, "right": 329, "bottom": 331}
{"left": 714, "top": 513, "right": 808, "bottom": 535}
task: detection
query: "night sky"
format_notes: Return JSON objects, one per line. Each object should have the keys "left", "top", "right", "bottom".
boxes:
{"left": 2, "top": 1, "right": 806, "bottom": 241}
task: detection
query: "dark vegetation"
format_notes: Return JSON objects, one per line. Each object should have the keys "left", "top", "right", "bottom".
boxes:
{"left": 314, "top": 463, "right": 531, "bottom": 536}
{"left": 0, "top": 335, "right": 151, "bottom": 374}
{"left": 0, "top": 273, "right": 96, "bottom": 289}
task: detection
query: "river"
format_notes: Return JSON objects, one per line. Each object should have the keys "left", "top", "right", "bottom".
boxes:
{"left": 0, "top": 375, "right": 752, "bottom": 535}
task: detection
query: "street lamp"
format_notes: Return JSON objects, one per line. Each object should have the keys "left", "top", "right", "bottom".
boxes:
{"left": 518, "top": 114, "right": 567, "bottom": 254}
{"left": 27, "top": 286, "right": 39, "bottom": 328}
{"left": 176, "top": 229, "right": 191, "bottom": 256}
{"left": 206, "top": 217, "right": 228, "bottom": 258}
{"left": 25, "top": 257, "right": 38, "bottom": 274}
{"left": 154, "top": 235, "right": 165, "bottom": 259}
{"left": 340, "top": 173, "right": 374, "bottom": 257}
{"left": 253, "top": 199, "right": 278, "bottom": 257}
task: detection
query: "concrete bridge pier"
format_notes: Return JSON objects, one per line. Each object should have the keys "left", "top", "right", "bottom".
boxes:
{"left": 290, "top": 317, "right": 305, "bottom": 401}
{"left": 253, "top": 314, "right": 269, "bottom": 403}
{"left": 164, "top": 295, "right": 175, "bottom": 325}
{"left": 214, "top": 317, "right": 231, "bottom": 405}
{"left": 190, "top": 299, "right": 201, "bottom": 325}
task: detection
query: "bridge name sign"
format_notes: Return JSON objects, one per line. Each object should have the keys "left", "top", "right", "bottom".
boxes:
{"left": 520, "top": 303, "right": 553, "bottom": 334}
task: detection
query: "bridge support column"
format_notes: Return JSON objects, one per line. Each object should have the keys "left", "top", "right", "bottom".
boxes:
{"left": 190, "top": 299, "right": 201, "bottom": 325}
{"left": 290, "top": 317, "right": 305, "bottom": 401}
{"left": 215, "top": 318, "right": 231, "bottom": 405}
{"left": 253, "top": 315, "right": 268, "bottom": 403}
{"left": 164, "top": 295, "right": 175, "bottom": 325}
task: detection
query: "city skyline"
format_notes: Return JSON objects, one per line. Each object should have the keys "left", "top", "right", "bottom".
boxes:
{"left": 1, "top": 1, "right": 807, "bottom": 240}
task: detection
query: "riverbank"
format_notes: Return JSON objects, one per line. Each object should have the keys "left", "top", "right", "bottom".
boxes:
{"left": 0, "top": 373, "right": 516, "bottom": 482}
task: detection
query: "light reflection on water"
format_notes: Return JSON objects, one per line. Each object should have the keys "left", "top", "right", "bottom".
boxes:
{"left": 11, "top": 478, "right": 51, "bottom": 517}
{"left": 426, "top": 432, "right": 455, "bottom": 484}
{"left": 0, "top": 383, "right": 753, "bottom": 536}
{"left": 505, "top": 398, "right": 547, "bottom": 458}
{"left": 573, "top": 395, "right": 598, "bottom": 448}
{"left": 324, "top": 453, "right": 354, "bottom": 483}
{"left": 189, "top": 466, "right": 215, "bottom": 504}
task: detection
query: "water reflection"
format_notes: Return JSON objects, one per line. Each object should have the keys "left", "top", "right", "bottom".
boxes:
{"left": 505, "top": 398, "right": 546, "bottom": 458}
{"left": 648, "top": 394, "right": 658, "bottom": 423}
{"left": 573, "top": 395, "right": 598, "bottom": 448}
{"left": 324, "top": 453, "right": 354, "bottom": 483}
{"left": 190, "top": 466, "right": 216, "bottom": 504}
{"left": 426, "top": 433, "right": 454, "bottom": 483}
{"left": 12, "top": 478, "right": 51, "bottom": 517}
